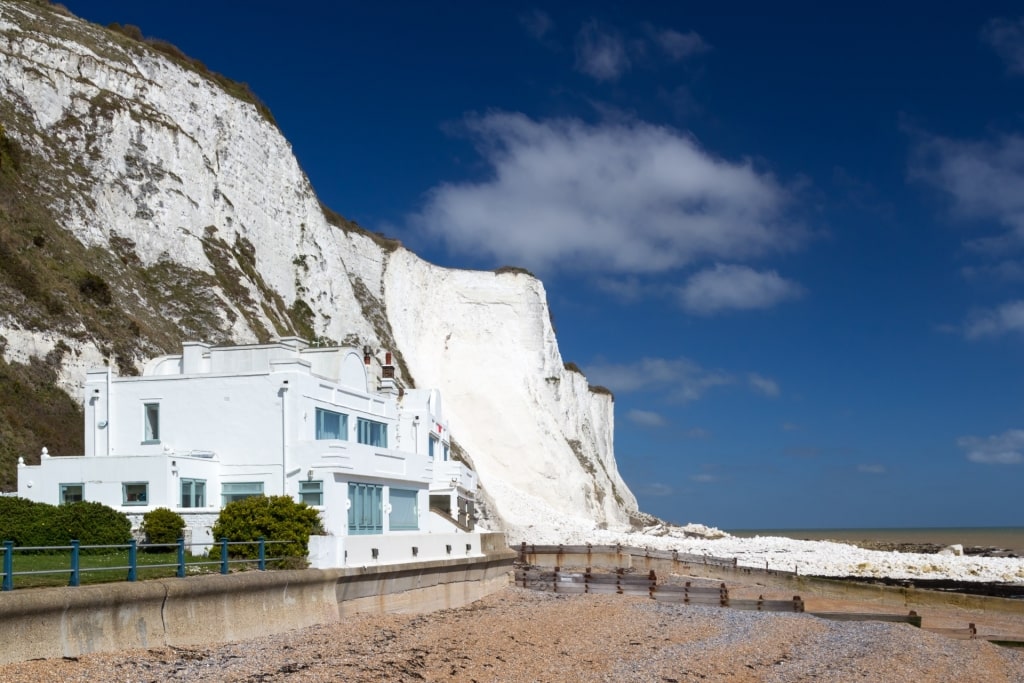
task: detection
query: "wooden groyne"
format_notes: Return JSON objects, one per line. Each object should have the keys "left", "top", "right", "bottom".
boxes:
{"left": 516, "top": 543, "right": 1024, "bottom": 643}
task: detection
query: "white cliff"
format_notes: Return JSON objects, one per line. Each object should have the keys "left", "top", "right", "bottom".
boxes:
{"left": 0, "top": 1, "right": 638, "bottom": 532}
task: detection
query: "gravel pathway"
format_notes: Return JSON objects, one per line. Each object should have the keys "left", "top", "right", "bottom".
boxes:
{"left": 2, "top": 587, "right": 1022, "bottom": 682}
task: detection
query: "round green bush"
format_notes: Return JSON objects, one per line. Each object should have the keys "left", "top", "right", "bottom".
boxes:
{"left": 53, "top": 501, "right": 132, "bottom": 547}
{"left": 211, "top": 495, "right": 323, "bottom": 562}
{"left": 141, "top": 507, "right": 186, "bottom": 547}
{"left": 0, "top": 496, "right": 54, "bottom": 547}
{"left": 0, "top": 497, "right": 130, "bottom": 549}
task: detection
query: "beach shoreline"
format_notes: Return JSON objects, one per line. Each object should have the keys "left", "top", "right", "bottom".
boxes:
{"left": 727, "top": 527, "right": 1024, "bottom": 556}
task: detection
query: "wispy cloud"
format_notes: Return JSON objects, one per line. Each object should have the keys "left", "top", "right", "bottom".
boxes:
{"left": 519, "top": 9, "right": 554, "bottom": 40}
{"left": 909, "top": 132, "right": 1024, "bottom": 252}
{"left": 689, "top": 473, "right": 718, "bottom": 483}
{"left": 748, "top": 372, "right": 781, "bottom": 397}
{"left": 575, "top": 20, "right": 630, "bottom": 81}
{"left": 957, "top": 429, "right": 1024, "bottom": 464}
{"left": 678, "top": 264, "right": 803, "bottom": 314}
{"left": 627, "top": 409, "right": 667, "bottom": 427}
{"left": 412, "top": 113, "right": 802, "bottom": 276}
{"left": 651, "top": 27, "right": 709, "bottom": 61}
{"left": 784, "top": 446, "right": 822, "bottom": 459}
{"left": 781, "top": 422, "right": 801, "bottom": 432}
{"left": 857, "top": 464, "right": 887, "bottom": 474}
{"left": 962, "top": 260, "right": 1024, "bottom": 282}
{"left": 964, "top": 300, "right": 1024, "bottom": 338}
{"left": 585, "top": 356, "right": 733, "bottom": 402}
{"left": 638, "top": 482, "right": 674, "bottom": 496}
{"left": 982, "top": 17, "right": 1024, "bottom": 75}
{"left": 686, "top": 427, "right": 711, "bottom": 439}
{"left": 593, "top": 276, "right": 648, "bottom": 303}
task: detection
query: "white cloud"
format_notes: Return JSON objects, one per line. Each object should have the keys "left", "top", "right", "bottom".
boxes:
{"left": 686, "top": 427, "right": 711, "bottom": 439}
{"left": 575, "top": 21, "right": 630, "bottom": 81}
{"left": 910, "top": 133, "right": 1024, "bottom": 251}
{"left": 519, "top": 9, "right": 554, "bottom": 40}
{"left": 627, "top": 409, "right": 667, "bottom": 427}
{"left": 957, "top": 429, "right": 1024, "bottom": 464}
{"left": 857, "top": 464, "right": 887, "bottom": 474}
{"left": 653, "top": 28, "right": 709, "bottom": 61}
{"left": 964, "top": 300, "right": 1024, "bottom": 338}
{"left": 412, "top": 113, "right": 801, "bottom": 275}
{"left": 748, "top": 372, "right": 780, "bottom": 397}
{"left": 679, "top": 264, "right": 803, "bottom": 314}
{"left": 982, "top": 17, "right": 1024, "bottom": 75}
{"left": 585, "top": 356, "right": 733, "bottom": 402}
{"left": 690, "top": 473, "right": 718, "bottom": 483}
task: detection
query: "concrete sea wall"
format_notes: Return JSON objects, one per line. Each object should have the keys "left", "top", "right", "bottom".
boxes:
{"left": 0, "top": 534, "right": 515, "bottom": 664}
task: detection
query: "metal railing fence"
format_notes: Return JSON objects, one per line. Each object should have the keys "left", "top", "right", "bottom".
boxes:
{"left": 1, "top": 537, "right": 297, "bottom": 591}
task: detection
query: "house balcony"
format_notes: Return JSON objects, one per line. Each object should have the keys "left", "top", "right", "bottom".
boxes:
{"left": 431, "top": 460, "right": 477, "bottom": 494}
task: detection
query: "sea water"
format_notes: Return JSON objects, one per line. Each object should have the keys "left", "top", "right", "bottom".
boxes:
{"left": 727, "top": 527, "right": 1024, "bottom": 555}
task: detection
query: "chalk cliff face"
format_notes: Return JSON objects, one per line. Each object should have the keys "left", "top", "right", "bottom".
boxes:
{"left": 0, "top": 1, "right": 639, "bottom": 533}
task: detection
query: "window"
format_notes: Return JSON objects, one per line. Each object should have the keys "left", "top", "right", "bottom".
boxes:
{"left": 299, "top": 480, "right": 323, "bottom": 506}
{"left": 180, "top": 479, "right": 206, "bottom": 508}
{"left": 428, "top": 436, "right": 438, "bottom": 460}
{"left": 443, "top": 442, "right": 450, "bottom": 461}
{"left": 315, "top": 408, "right": 347, "bottom": 440}
{"left": 221, "top": 481, "right": 264, "bottom": 506}
{"left": 389, "top": 488, "right": 419, "bottom": 531}
{"left": 357, "top": 418, "right": 388, "bottom": 448}
{"left": 123, "top": 482, "right": 148, "bottom": 505}
{"left": 143, "top": 403, "right": 160, "bottom": 443}
{"left": 348, "top": 482, "right": 383, "bottom": 534}
{"left": 59, "top": 483, "right": 83, "bottom": 505}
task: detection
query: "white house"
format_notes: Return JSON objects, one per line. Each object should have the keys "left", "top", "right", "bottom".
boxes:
{"left": 17, "top": 338, "right": 481, "bottom": 565}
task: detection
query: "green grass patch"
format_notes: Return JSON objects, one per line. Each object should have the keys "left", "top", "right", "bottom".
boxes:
{"left": 4, "top": 548, "right": 218, "bottom": 589}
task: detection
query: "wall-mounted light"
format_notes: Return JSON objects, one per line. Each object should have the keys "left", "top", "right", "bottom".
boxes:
{"left": 307, "top": 469, "right": 314, "bottom": 481}
{"left": 97, "top": 420, "right": 108, "bottom": 428}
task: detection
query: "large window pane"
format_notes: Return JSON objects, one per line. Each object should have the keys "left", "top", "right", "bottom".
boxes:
{"left": 347, "top": 482, "right": 382, "bottom": 534}
{"left": 389, "top": 488, "right": 419, "bottom": 531}
{"left": 222, "top": 481, "right": 264, "bottom": 506}
{"left": 59, "top": 483, "right": 83, "bottom": 505}
{"left": 299, "top": 480, "right": 323, "bottom": 506}
{"left": 315, "top": 408, "right": 347, "bottom": 440}
{"left": 123, "top": 482, "right": 148, "bottom": 505}
{"left": 144, "top": 403, "right": 160, "bottom": 442}
{"left": 357, "top": 418, "right": 388, "bottom": 447}
{"left": 180, "top": 478, "right": 206, "bottom": 508}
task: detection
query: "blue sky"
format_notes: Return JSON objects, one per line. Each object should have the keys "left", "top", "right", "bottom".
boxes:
{"left": 60, "top": 1, "right": 1024, "bottom": 529}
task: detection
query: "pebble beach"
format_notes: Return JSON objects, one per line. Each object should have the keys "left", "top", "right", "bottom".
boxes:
{"left": 2, "top": 587, "right": 1023, "bottom": 682}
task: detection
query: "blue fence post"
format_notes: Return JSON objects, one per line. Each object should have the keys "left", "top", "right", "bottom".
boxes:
{"left": 127, "top": 539, "right": 137, "bottom": 582}
{"left": 220, "top": 538, "right": 229, "bottom": 575}
{"left": 69, "top": 540, "right": 80, "bottom": 587}
{"left": 258, "top": 537, "right": 266, "bottom": 571}
{"left": 3, "top": 541, "right": 13, "bottom": 591}
{"left": 177, "top": 537, "right": 185, "bottom": 578}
